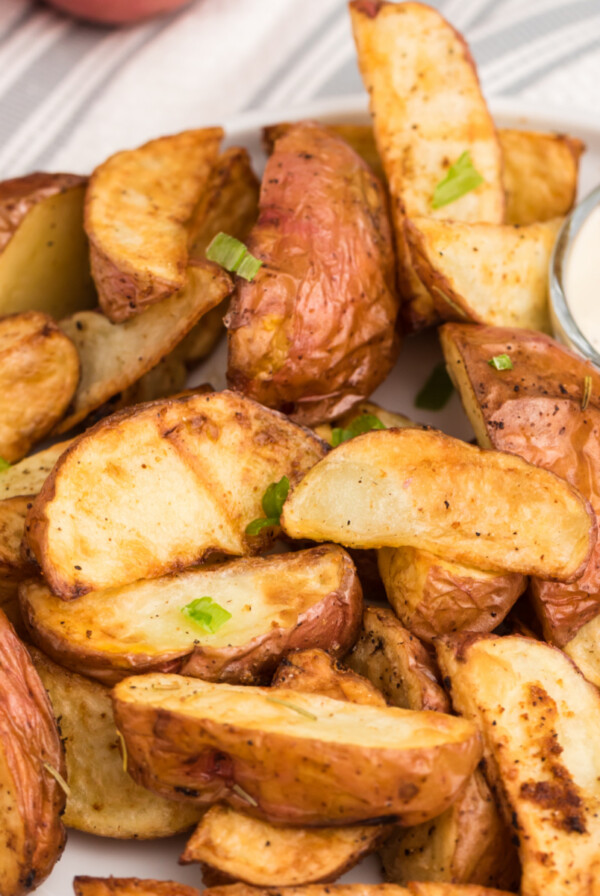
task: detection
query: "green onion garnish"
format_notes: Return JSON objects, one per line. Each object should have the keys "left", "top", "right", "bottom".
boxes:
{"left": 206, "top": 232, "right": 262, "bottom": 281}
{"left": 0, "top": 457, "right": 10, "bottom": 472}
{"left": 181, "top": 597, "right": 232, "bottom": 634}
{"left": 431, "top": 151, "right": 484, "bottom": 210}
{"left": 488, "top": 354, "right": 513, "bottom": 371}
{"left": 246, "top": 475, "right": 289, "bottom": 536}
{"left": 331, "top": 412, "right": 386, "bottom": 448}
{"left": 582, "top": 375, "right": 592, "bottom": 410}
{"left": 266, "top": 696, "right": 318, "bottom": 720}
{"left": 415, "top": 362, "right": 454, "bottom": 410}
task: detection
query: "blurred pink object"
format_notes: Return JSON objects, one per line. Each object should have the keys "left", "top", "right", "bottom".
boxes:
{"left": 45, "top": 0, "right": 192, "bottom": 25}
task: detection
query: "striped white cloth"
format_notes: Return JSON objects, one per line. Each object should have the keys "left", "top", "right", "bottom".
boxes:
{"left": 0, "top": 0, "right": 599, "bottom": 178}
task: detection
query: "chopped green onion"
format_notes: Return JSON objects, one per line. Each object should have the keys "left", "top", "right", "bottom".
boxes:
{"left": 206, "top": 232, "right": 263, "bottom": 281}
{"left": 331, "top": 412, "right": 386, "bottom": 447}
{"left": 431, "top": 151, "right": 484, "bottom": 210}
{"left": 181, "top": 597, "right": 232, "bottom": 634}
{"left": 488, "top": 354, "right": 513, "bottom": 371}
{"left": 582, "top": 375, "right": 592, "bottom": 411}
{"left": 415, "top": 362, "right": 454, "bottom": 410}
{"left": 43, "top": 762, "right": 71, "bottom": 797}
{"left": 246, "top": 476, "right": 290, "bottom": 535}
{"left": 0, "top": 457, "right": 10, "bottom": 472}
{"left": 266, "top": 696, "right": 318, "bottom": 720}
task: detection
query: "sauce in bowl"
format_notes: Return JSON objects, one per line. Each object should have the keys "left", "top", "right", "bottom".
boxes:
{"left": 564, "top": 203, "right": 600, "bottom": 353}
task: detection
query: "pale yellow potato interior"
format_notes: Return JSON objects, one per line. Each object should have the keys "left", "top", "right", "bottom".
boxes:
{"left": 115, "top": 675, "right": 471, "bottom": 748}
{"left": 0, "top": 185, "right": 96, "bottom": 317}
{"left": 24, "top": 550, "right": 343, "bottom": 655}
{"left": 0, "top": 440, "right": 73, "bottom": 499}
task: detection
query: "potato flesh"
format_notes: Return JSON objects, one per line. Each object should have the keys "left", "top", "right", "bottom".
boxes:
{"left": 26, "top": 390, "right": 326, "bottom": 597}
{"left": 74, "top": 879, "right": 200, "bottom": 896}
{"left": 273, "top": 647, "right": 386, "bottom": 707}
{"left": 0, "top": 175, "right": 96, "bottom": 318}
{"left": 437, "top": 635, "right": 600, "bottom": 896}
{"left": 407, "top": 217, "right": 562, "bottom": 332}
{"left": 86, "top": 127, "right": 223, "bottom": 321}
{"left": 440, "top": 323, "right": 600, "bottom": 645}
{"left": 281, "top": 428, "right": 594, "bottom": 580}
{"left": 0, "top": 311, "right": 79, "bottom": 462}
{"left": 377, "top": 546, "right": 526, "bottom": 643}
{"left": 0, "top": 439, "right": 73, "bottom": 499}
{"left": 30, "top": 647, "right": 202, "bottom": 839}
{"left": 226, "top": 121, "right": 399, "bottom": 426}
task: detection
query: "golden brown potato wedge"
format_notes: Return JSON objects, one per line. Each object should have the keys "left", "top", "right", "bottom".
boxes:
{"left": 406, "top": 217, "right": 562, "bottom": 332}
{"left": 30, "top": 647, "right": 202, "bottom": 839}
{"left": 74, "top": 879, "right": 200, "bottom": 896}
{"left": 180, "top": 649, "right": 385, "bottom": 886}
{"left": 272, "top": 647, "right": 386, "bottom": 707}
{"left": 0, "top": 312, "right": 79, "bottom": 462}
{"left": 26, "top": 390, "right": 326, "bottom": 598}
{"left": 346, "top": 609, "right": 517, "bottom": 889}
{"left": 202, "top": 884, "right": 514, "bottom": 896}
{"left": 350, "top": 1, "right": 503, "bottom": 332}
{"left": 437, "top": 634, "right": 600, "bottom": 896}
{"left": 0, "top": 439, "right": 73, "bottom": 499}
{"left": 0, "top": 496, "right": 35, "bottom": 631}
{"left": 21, "top": 545, "right": 362, "bottom": 685}
{"left": 407, "top": 887, "right": 515, "bottom": 896}
{"left": 377, "top": 546, "right": 526, "bottom": 643}
{"left": 440, "top": 323, "right": 600, "bottom": 645}
{"left": 346, "top": 607, "right": 449, "bottom": 712}
{"left": 564, "top": 614, "right": 600, "bottom": 687}
{"left": 56, "top": 261, "right": 231, "bottom": 433}
{"left": 112, "top": 674, "right": 481, "bottom": 826}
{"left": 86, "top": 127, "right": 223, "bottom": 322}
{"left": 0, "top": 611, "right": 65, "bottom": 896}
{"left": 0, "top": 172, "right": 96, "bottom": 318}
{"left": 281, "top": 428, "right": 595, "bottom": 581}
{"left": 500, "top": 129, "right": 584, "bottom": 225}
{"left": 226, "top": 120, "right": 399, "bottom": 426}
{"left": 180, "top": 804, "right": 383, "bottom": 887}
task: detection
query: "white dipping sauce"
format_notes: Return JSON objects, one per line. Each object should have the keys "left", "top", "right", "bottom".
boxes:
{"left": 565, "top": 203, "right": 600, "bottom": 351}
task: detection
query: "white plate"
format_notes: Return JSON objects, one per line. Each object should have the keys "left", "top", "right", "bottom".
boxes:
{"left": 39, "top": 95, "right": 600, "bottom": 895}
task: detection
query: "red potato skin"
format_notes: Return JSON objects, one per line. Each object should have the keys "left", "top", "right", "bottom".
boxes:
{"left": 442, "top": 323, "right": 600, "bottom": 645}
{"left": 112, "top": 689, "right": 482, "bottom": 826}
{"left": 0, "top": 173, "right": 86, "bottom": 254}
{"left": 226, "top": 121, "right": 400, "bottom": 426}
{"left": 20, "top": 546, "right": 363, "bottom": 686}
{"left": 0, "top": 610, "right": 66, "bottom": 896}
{"left": 45, "top": 0, "right": 190, "bottom": 24}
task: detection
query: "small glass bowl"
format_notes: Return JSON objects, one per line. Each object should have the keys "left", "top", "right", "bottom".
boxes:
{"left": 550, "top": 183, "right": 600, "bottom": 367}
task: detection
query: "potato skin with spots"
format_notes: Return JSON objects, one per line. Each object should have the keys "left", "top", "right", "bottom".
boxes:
{"left": 226, "top": 121, "right": 399, "bottom": 426}
{"left": 440, "top": 323, "right": 600, "bottom": 645}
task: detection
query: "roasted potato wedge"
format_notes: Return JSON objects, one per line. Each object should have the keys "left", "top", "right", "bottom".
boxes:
{"left": 74, "top": 879, "right": 200, "bottom": 896}
{"left": 346, "top": 608, "right": 516, "bottom": 889}
{"left": 86, "top": 127, "right": 223, "bottom": 322}
{"left": 281, "top": 428, "right": 595, "bottom": 581}
{"left": 226, "top": 120, "right": 399, "bottom": 426}
{"left": 564, "top": 613, "right": 600, "bottom": 687}
{"left": 407, "top": 887, "right": 514, "bottom": 896}
{"left": 30, "top": 647, "right": 202, "bottom": 838}
{"left": 0, "top": 496, "right": 35, "bottom": 631}
{"left": 437, "top": 634, "right": 600, "bottom": 896}
{"left": 0, "top": 611, "right": 66, "bottom": 896}
{"left": 21, "top": 545, "right": 361, "bottom": 685}
{"left": 26, "top": 390, "right": 326, "bottom": 597}
{"left": 180, "top": 803, "right": 383, "bottom": 887}
{"left": 346, "top": 607, "right": 449, "bottom": 712}
{"left": 202, "top": 884, "right": 514, "bottom": 896}
{"left": 500, "top": 129, "right": 584, "bottom": 225}
{"left": 440, "top": 323, "right": 600, "bottom": 645}
{"left": 57, "top": 261, "right": 231, "bottom": 433}
{"left": 112, "top": 674, "right": 481, "bottom": 826}
{"left": 377, "top": 546, "right": 526, "bottom": 643}
{"left": 0, "top": 439, "right": 73, "bottom": 499}
{"left": 180, "top": 649, "right": 385, "bottom": 886}
{"left": 406, "top": 217, "right": 562, "bottom": 332}
{"left": 350, "top": 0, "right": 503, "bottom": 332}
{"left": 0, "top": 172, "right": 96, "bottom": 318}
{"left": 0, "top": 312, "right": 79, "bottom": 462}
{"left": 272, "top": 647, "right": 386, "bottom": 707}
{"left": 86, "top": 352, "right": 189, "bottom": 423}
